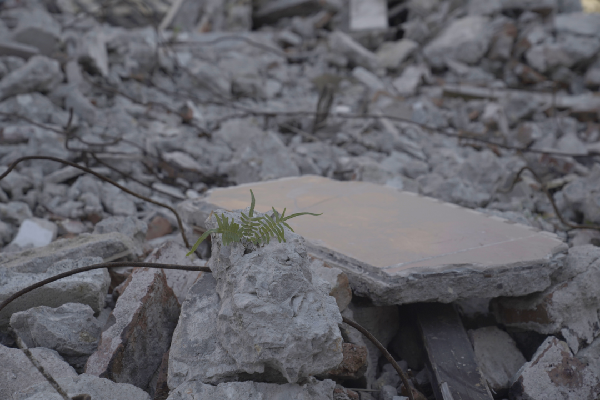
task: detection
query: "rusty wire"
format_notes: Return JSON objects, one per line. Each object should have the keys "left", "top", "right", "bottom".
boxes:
{"left": 0, "top": 156, "right": 191, "bottom": 247}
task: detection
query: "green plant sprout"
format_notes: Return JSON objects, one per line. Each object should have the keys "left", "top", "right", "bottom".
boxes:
{"left": 186, "top": 189, "right": 322, "bottom": 256}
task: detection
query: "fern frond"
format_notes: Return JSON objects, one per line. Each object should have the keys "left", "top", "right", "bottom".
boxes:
{"left": 186, "top": 190, "right": 322, "bottom": 256}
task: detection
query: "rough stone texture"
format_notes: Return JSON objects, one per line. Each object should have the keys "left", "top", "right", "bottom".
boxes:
{"left": 167, "top": 378, "right": 337, "bottom": 400}
{"left": 510, "top": 337, "right": 600, "bottom": 400}
{"left": 168, "top": 209, "right": 343, "bottom": 388}
{"left": 214, "top": 118, "right": 300, "bottom": 184}
{"left": 324, "top": 343, "right": 368, "bottom": 380}
{"left": 93, "top": 216, "right": 147, "bottom": 256}
{"left": 10, "top": 302, "right": 102, "bottom": 371}
{"left": 11, "top": 8, "right": 62, "bottom": 56}
{"left": 178, "top": 176, "right": 567, "bottom": 306}
{"left": 13, "top": 373, "right": 151, "bottom": 400}
{"left": 309, "top": 258, "right": 352, "bottom": 312}
{"left": 558, "top": 164, "right": 600, "bottom": 226}
{"left": 423, "top": 16, "right": 493, "bottom": 68}
{"left": 0, "top": 257, "right": 110, "bottom": 329}
{"left": 144, "top": 241, "right": 205, "bottom": 304}
{"left": 468, "top": 326, "right": 526, "bottom": 394}
{"left": 328, "top": 31, "right": 379, "bottom": 71}
{"left": 376, "top": 39, "right": 417, "bottom": 70}
{"left": 348, "top": 303, "right": 399, "bottom": 387}
{"left": 0, "top": 55, "right": 63, "bottom": 101}
{"left": 9, "top": 218, "right": 57, "bottom": 249}
{"left": 85, "top": 267, "right": 180, "bottom": 393}
{"left": 0, "top": 344, "right": 77, "bottom": 400}
{"left": 493, "top": 246, "right": 600, "bottom": 353}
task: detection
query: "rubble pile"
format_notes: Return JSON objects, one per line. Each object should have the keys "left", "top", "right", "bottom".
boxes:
{"left": 0, "top": 0, "right": 599, "bottom": 398}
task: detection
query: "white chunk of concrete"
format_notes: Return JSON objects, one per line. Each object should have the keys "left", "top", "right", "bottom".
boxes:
{"left": 10, "top": 218, "right": 57, "bottom": 249}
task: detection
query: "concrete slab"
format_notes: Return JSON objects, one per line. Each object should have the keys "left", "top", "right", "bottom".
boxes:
{"left": 177, "top": 176, "right": 567, "bottom": 305}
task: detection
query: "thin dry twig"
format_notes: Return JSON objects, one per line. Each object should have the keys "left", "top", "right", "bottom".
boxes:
{"left": 0, "top": 262, "right": 210, "bottom": 314}
{"left": 342, "top": 317, "right": 416, "bottom": 400}
{"left": 0, "top": 156, "right": 191, "bottom": 247}
{"left": 499, "top": 165, "right": 600, "bottom": 231}
{"left": 9, "top": 328, "right": 71, "bottom": 400}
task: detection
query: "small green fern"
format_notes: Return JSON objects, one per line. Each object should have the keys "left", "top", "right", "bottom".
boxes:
{"left": 186, "top": 190, "right": 322, "bottom": 256}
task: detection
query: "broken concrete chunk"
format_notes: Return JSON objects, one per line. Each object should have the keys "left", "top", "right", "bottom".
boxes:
{"left": 0, "top": 344, "right": 77, "bottom": 400}
{"left": 0, "top": 201, "right": 33, "bottom": 226}
{"left": 0, "top": 55, "right": 63, "bottom": 101}
{"left": 85, "top": 267, "right": 180, "bottom": 393}
{"left": 9, "top": 218, "right": 57, "bottom": 249}
{"left": 144, "top": 241, "right": 205, "bottom": 304}
{"left": 510, "top": 336, "right": 600, "bottom": 400}
{"left": 329, "top": 31, "right": 379, "bottom": 72}
{"left": 423, "top": 16, "right": 493, "bottom": 68}
{"left": 0, "top": 257, "right": 110, "bottom": 329}
{"left": 309, "top": 258, "right": 352, "bottom": 312}
{"left": 10, "top": 303, "right": 102, "bottom": 372}
{"left": 349, "top": 0, "right": 388, "bottom": 31}
{"left": 167, "top": 378, "right": 336, "bottom": 400}
{"left": 178, "top": 176, "right": 567, "bottom": 306}
{"left": 0, "top": 40, "right": 39, "bottom": 59}
{"left": 376, "top": 40, "right": 417, "bottom": 70}
{"left": 468, "top": 326, "right": 526, "bottom": 394}
{"left": 493, "top": 246, "right": 600, "bottom": 354}
{"left": 169, "top": 209, "right": 343, "bottom": 388}
{"left": 254, "top": 0, "right": 328, "bottom": 26}
{"left": 13, "top": 373, "right": 151, "bottom": 400}
{"left": 324, "top": 343, "right": 368, "bottom": 380}
{"left": 11, "top": 8, "right": 61, "bottom": 56}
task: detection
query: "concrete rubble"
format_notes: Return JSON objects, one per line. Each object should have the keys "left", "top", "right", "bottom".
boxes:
{"left": 0, "top": 0, "right": 598, "bottom": 398}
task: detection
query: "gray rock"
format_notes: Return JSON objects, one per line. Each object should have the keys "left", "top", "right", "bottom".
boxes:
{"left": 79, "top": 28, "right": 109, "bottom": 76}
{"left": 254, "top": 0, "right": 331, "bottom": 25}
{"left": 10, "top": 303, "right": 102, "bottom": 372}
{"left": 468, "top": 326, "right": 526, "bottom": 394}
{"left": 0, "top": 232, "right": 133, "bottom": 327}
{"left": 0, "top": 344, "right": 77, "bottom": 400}
{"left": 559, "top": 164, "right": 600, "bottom": 225}
{"left": 348, "top": 303, "right": 399, "bottom": 388}
{"left": 0, "top": 40, "right": 39, "bottom": 59}
{"left": 352, "top": 66, "right": 385, "bottom": 92}
{"left": 93, "top": 216, "right": 147, "bottom": 256}
{"left": 9, "top": 218, "right": 57, "bottom": 249}
{"left": 0, "top": 55, "right": 63, "bottom": 101}
{"left": 167, "top": 378, "right": 336, "bottom": 400}
{"left": 510, "top": 337, "right": 600, "bottom": 400}
{"left": 85, "top": 267, "right": 180, "bottom": 393}
{"left": 500, "top": 0, "right": 557, "bottom": 14}
{"left": 309, "top": 258, "right": 352, "bottom": 312}
{"left": 468, "top": 0, "right": 503, "bottom": 15}
{"left": 418, "top": 173, "right": 491, "bottom": 208}
{"left": 13, "top": 373, "right": 151, "bottom": 400}
{"left": 0, "top": 220, "right": 13, "bottom": 245}
{"left": 376, "top": 40, "right": 418, "bottom": 70}
{"left": 493, "top": 246, "right": 600, "bottom": 353}
{"left": 100, "top": 184, "right": 137, "bottom": 217}
{"left": 328, "top": 31, "right": 379, "bottom": 72}
{"left": 423, "top": 16, "right": 493, "bottom": 68}
{"left": 143, "top": 241, "right": 206, "bottom": 304}
{"left": 0, "top": 201, "right": 33, "bottom": 226}
{"left": 554, "top": 12, "right": 600, "bottom": 37}
{"left": 381, "top": 385, "right": 398, "bottom": 400}
{"left": 11, "top": 8, "right": 61, "bottom": 56}
{"left": 0, "top": 167, "right": 33, "bottom": 199}
{"left": 215, "top": 119, "right": 299, "bottom": 184}
{"left": 168, "top": 209, "right": 343, "bottom": 387}
{"left": 0, "top": 257, "right": 110, "bottom": 329}
{"left": 392, "top": 65, "right": 427, "bottom": 96}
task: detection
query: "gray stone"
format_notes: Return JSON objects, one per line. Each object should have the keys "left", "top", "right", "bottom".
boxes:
{"left": 100, "top": 184, "right": 137, "bottom": 217}
{"left": 554, "top": 12, "right": 600, "bottom": 37}
{"left": 493, "top": 246, "right": 600, "bottom": 354}
{"left": 144, "top": 241, "right": 206, "bottom": 304}
{"left": 93, "top": 216, "right": 147, "bottom": 256}
{"left": 350, "top": 0, "right": 387, "bottom": 31}
{"left": 0, "top": 257, "right": 110, "bottom": 330}
{"left": 418, "top": 173, "right": 491, "bottom": 208}
{"left": 167, "top": 378, "right": 336, "bottom": 400}
{"left": 85, "top": 267, "right": 180, "bottom": 393}
{"left": 348, "top": 303, "right": 399, "bottom": 387}
{"left": 500, "top": 0, "right": 557, "bottom": 14}
{"left": 352, "top": 66, "right": 386, "bottom": 92}
{"left": 392, "top": 65, "right": 426, "bottom": 96}
{"left": 309, "top": 258, "right": 352, "bottom": 312}
{"left": 468, "top": 0, "right": 503, "bottom": 15}
{"left": 559, "top": 164, "right": 600, "bottom": 225}
{"left": 0, "top": 56, "right": 63, "bottom": 101}
{"left": 10, "top": 303, "right": 102, "bottom": 372}
{"left": 0, "top": 167, "right": 33, "bottom": 199}
{"left": 9, "top": 218, "right": 57, "bottom": 249}
{"left": 215, "top": 119, "right": 300, "bottom": 184}
{"left": 510, "top": 337, "right": 600, "bottom": 400}
{"left": 555, "top": 132, "right": 588, "bottom": 156}
{"left": 376, "top": 39, "right": 417, "bottom": 70}
{"left": 423, "top": 16, "right": 493, "bottom": 68}
{"left": 381, "top": 385, "right": 398, "bottom": 400}
{"left": 79, "top": 28, "right": 109, "bottom": 76}
{"left": 0, "top": 220, "right": 13, "bottom": 245}
{"left": 13, "top": 373, "right": 151, "bottom": 400}
{"left": 0, "top": 344, "right": 77, "bottom": 400}
{"left": 0, "top": 40, "right": 39, "bottom": 59}
{"left": 11, "top": 8, "right": 61, "bottom": 56}
{"left": 254, "top": 0, "right": 330, "bottom": 25}
{"left": 0, "top": 201, "right": 33, "bottom": 226}
{"left": 468, "top": 326, "right": 526, "bottom": 393}
{"left": 168, "top": 209, "right": 343, "bottom": 387}
{"left": 44, "top": 166, "right": 85, "bottom": 184}
{"left": 328, "top": 31, "right": 379, "bottom": 72}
